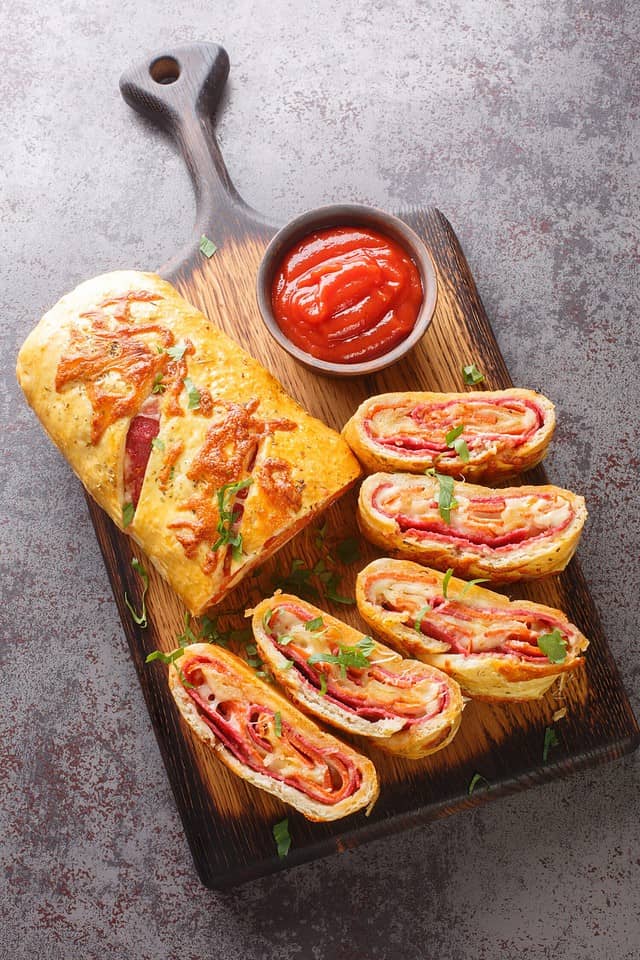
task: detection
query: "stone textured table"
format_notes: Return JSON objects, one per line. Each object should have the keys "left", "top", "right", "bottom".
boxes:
{"left": 2, "top": 2, "right": 638, "bottom": 957}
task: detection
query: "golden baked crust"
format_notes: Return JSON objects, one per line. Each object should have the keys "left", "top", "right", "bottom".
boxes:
{"left": 356, "top": 558, "right": 588, "bottom": 701}
{"left": 252, "top": 594, "right": 464, "bottom": 759}
{"left": 168, "top": 644, "right": 379, "bottom": 821}
{"left": 358, "top": 472, "right": 586, "bottom": 583}
{"left": 16, "top": 271, "right": 361, "bottom": 613}
{"left": 343, "top": 389, "right": 555, "bottom": 481}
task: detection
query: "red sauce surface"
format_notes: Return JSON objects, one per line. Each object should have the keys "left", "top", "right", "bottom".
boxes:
{"left": 271, "top": 226, "right": 424, "bottom": 363}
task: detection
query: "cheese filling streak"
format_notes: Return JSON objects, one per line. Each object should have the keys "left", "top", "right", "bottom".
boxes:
{"left": 363, "top": 571, "right": 583, "bottom": 664}
{"left": 364, "top": 395, "right": 547, "bottom": 458}
{"left": 265, "top": 602, "right": 450, "bottom": 727}
{"left": 181, "top": 652, "right": 362, "bottom": 805}
{"left": 371, "top": 477, "right": 575, "bottom": 553}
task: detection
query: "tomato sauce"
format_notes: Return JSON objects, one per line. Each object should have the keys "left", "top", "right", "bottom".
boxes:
{"left": 271, "top": 226, "right": 424, "bottom": 363}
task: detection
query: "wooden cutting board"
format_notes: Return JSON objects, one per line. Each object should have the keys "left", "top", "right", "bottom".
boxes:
{"left": 92, "top": 41, "right": 640, "bottom": 888}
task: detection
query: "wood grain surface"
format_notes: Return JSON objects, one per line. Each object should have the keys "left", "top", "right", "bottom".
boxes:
{"left": 88, "top": 41, "right": 640, "bottom": 888}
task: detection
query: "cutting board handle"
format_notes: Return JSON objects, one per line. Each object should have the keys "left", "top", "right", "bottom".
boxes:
{"left": 120, "top": 41, "right": 270, "bottom": 272}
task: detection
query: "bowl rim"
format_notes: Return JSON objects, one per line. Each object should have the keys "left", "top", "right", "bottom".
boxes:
{"left": 255, "top": 202, "right": 438, "bottom": 377}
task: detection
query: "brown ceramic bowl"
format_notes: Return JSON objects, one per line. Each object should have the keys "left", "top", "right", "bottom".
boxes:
{"left": 256, "top": 203, "right": 438, "bottom": 377}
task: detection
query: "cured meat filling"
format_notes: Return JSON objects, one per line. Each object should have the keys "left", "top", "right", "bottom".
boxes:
{"left": 182, "top": 654, "right": 361, "bottom": 805}
{"left": 365, "top": 573, "right": 579, "bottom": 663}
{"left": 265, "top": 603, "right": 450, "bottom": 726}
{"left": 364, "top": 395, "right": 547, "bottom": 457}
{"left": 371, "top": 479, "right": 575, "bottom": 553}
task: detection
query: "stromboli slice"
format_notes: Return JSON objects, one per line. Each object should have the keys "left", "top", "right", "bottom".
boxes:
{"left": 356, "top": 558, "right": 588, "bottom": 701}
{"left": 358, "top": 472, "right": 586, "bottom": 582}
{"left": 168, "top": 644, "right": 378, "bottom": 821}
{"left": 252, "top": 595, "right": 464, "bottom": 759}
{"left": 16, "top": 271, "right": 361, "bottom": 614}
{"left": 343, "top": 389, "right": 555, "bottom": 481}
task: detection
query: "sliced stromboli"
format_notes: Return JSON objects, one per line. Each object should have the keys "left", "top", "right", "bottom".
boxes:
{"left": 251, "top": 595, "right": 464, "bottom": 759}
{"left": 356, "top": 558, "right": 589, "bottom": 701}
{"left": 343, "top": 389, "right": 555, "bottom": 481}
{"left": 168, "top": 644, "right": 378, "bottom": 821}
{"left": 16, "top": 271, "right": 361, "bottom": 613}
{"left": 358, "top": 472, "right": 586, "bottom": 583}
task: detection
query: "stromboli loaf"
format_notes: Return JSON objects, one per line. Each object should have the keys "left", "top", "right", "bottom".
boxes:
{"left": 358, "top": 472, "right": 586, "bottom": 582}
{"left": 16, "top": 271, "right": 360, "bottom": 613}
{"left": 343, "top": 389, "right": 555, "bottom": 481}
{"left": 168, "top": 644, "right": 379, "bottom": 821}
{"left": 252, "top": 595, "right": 464, "bottom": 759}
{"left": 356, "top": 558, "right": 589, "bottom": 701}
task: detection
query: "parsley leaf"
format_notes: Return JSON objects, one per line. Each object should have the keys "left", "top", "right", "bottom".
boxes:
{"left": 468, "top": 772, "right": 490, "bottom": 795}
{"left": 305, "top": 616, "right": 324, "bottom": 632}
{"left": 151, "top": 372, "right": 166, "bottom": 394}
{"left": 177, "top": 611, "right": 198, "bottom": 647}
{"left": 199, "top": 234, "right": 217, "bottom": 258}
{"left": 124, "top": 557, "right": 149, "bottom": 628}
{"left": 166, "top": 342, "right": 187, "bottom": 362}
{"left": 462, "top": 363, "right": 485, "bottom": 385}
{"left": 445, "top": 425, "right": 464, "bottom": 444}
{"left": 151, "top": 436, "right": 165, "bottom": 452}
{"left": 426, "top": 468, "right": 458, "bottom": 524}
{"left": 442, "top": 568, "right": 454, "bottom": 599}
{"left": 183, "top": 377, "right": 201, "bottom": 410}
{"left": 414, "top": 605, "right": 432, "bottom": 632}
{"left": 122, "top": 502, "right": 135, "bottom": 528}
{"left": 460, "top": 577, "right": 489, "bottom": 598}
{"left": 274, "top": 712, "right": 282, "bottom": 737}
{"left": 537, "top": 629, "right": 568, "bottom": 663}
{"left": 272, "top": 818, "right": 291, "bottom": 859}
{"left": 145, "top": 640, "right": 195, "bottom": 689}
{"left": 543, "top": 726, "right": 560, "bottom": 763}
{"left": 211, "top": 477, "right": 253, "bottom": 562}
{"left": 453, "top": 437, "right": 470, "bottom": 463}
{"left": 308, "top": 637, "right": 374, "bottom": 679}
{"left": 336, "top": 536, "right": 361, "bottom": 565}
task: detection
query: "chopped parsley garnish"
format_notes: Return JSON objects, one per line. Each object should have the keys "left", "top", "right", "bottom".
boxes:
{"left": 271, "top": 557, "right": 355, "bottom": 606}
{"left": 151, "top": 436, "right": 165, "bottom": 452}
{"left": 305, "top": 616, "right": 324, "bottom": 632}
{"left": 124, "top": 557, "right": 149, "bottom": 628}
{"left": 445, "top": 425, "right": 464, "bottom": 444}
{"left": 145, "top": 637, "right": 195, "bottom": 689}
{"left": 442, "top": 568, "right": 454, "bottom": 599}
{"left": 308, "top": 637, "right": 375, "bottom": 678}
{"left": 537, "top": 628, "right": 568, "bottom": 663}
{"left": 263, "top": 608, "right": 274, "bottom": 630}
{"left": 166, "top": 342, "right": 187, "bottom": 362}
{"left": 336, "top": 536, "right": 361, "bottom": 565}
{"left": 543, "top": 726, "right": 560, "bottom": 763}
{"left": 211, "top": 477, "right": 253, "bottom": 562}
{"left": 314, "top": 520, "right": 328, "bottom": 550}
{"left": 462, "top": 363, "right": 485, "bottom": 385}
{"left": 460, "top": 577, "right": 489, "bottom": 597}
{"left": 183, "top": 377, "right": 201, "bottom": 410}
{"left": 278, "top": 634, "right": 293, "bottom": 646}
{"left": 274, "top": 712, "right": 282, "bottom": 737}
{"left": 426, "top": 468, "right": 458, "bottom": 524}
{"left": 272, "top": 818, "right": 291, "bottom": 859}
{"left": 414, "top": 605, "right": 432, "bottom": 632}
{"left": 122, "top": 502, "right": 135, "bottom": 528}
{"left": 199, "top": 234, "right": 217, "bottom": 258}
{"left": 177, "top": 611, "right": 198, "bottom": 647}
{"left": 468, "top": 772, "right": 490, "bottom": 795}
{"left": 282, "top": 659, "right": 294, "bottom": 670}
{"left": 151, "top": 373, "right": 166, "bottom": 394}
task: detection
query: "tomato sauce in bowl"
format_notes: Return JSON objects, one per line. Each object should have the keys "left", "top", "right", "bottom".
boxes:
{"left": 256, "top": 204, "right": 437, "bottom": 376}
{"left": 271, "top": 226, "right": 424, "bottom": 364}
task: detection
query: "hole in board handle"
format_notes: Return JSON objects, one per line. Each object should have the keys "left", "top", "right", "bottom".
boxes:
{"left": 150, "top": 56, "right": 180, "bottom": 85}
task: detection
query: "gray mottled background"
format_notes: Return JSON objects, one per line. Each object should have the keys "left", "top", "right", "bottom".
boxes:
{"left": 2, "top": 1, "right": 639, "bottom": 958}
